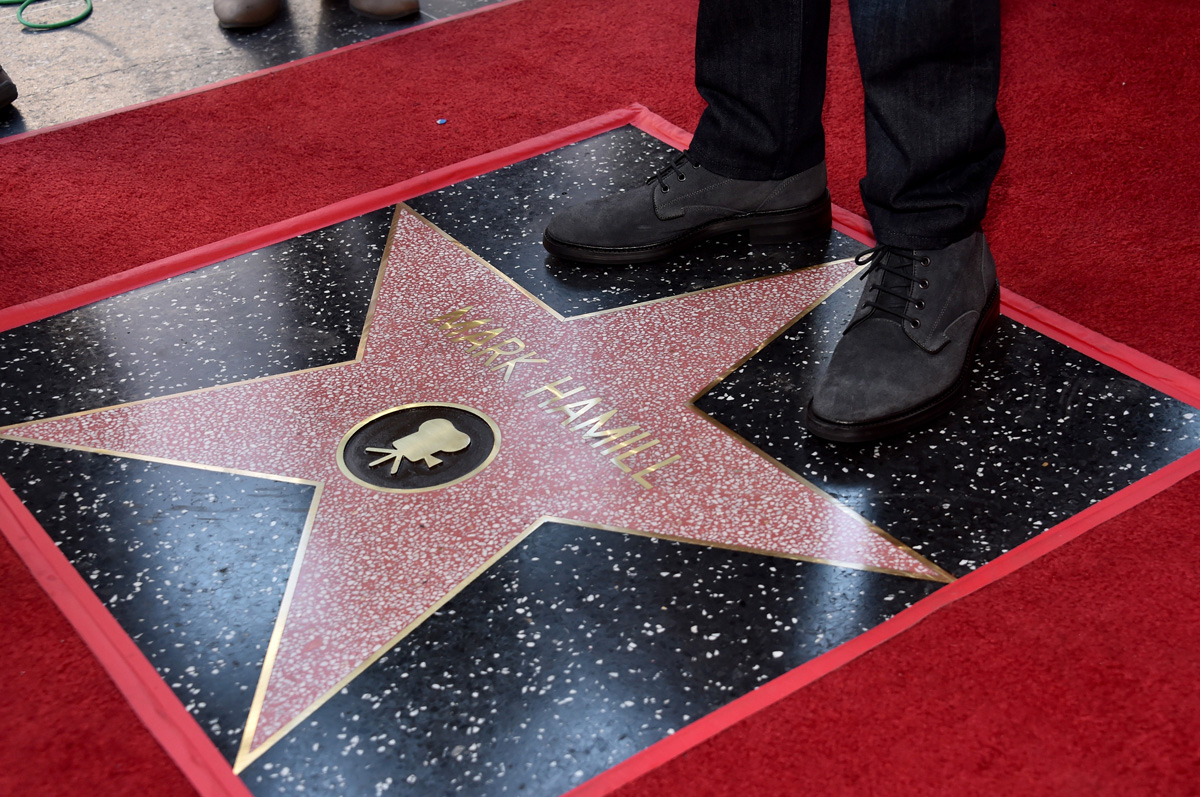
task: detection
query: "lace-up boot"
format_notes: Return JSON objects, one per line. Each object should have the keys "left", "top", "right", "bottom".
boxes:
{"left": 805, "top": 231, "right": 1000, "bottom": 442}
{"left": 543, "top": 153, "right": 831, "bottom": 264}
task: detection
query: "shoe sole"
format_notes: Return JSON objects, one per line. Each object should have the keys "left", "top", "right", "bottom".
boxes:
{"left": 803, "top": 283, "right": 1002, "bottom": 444}
{"left": 542, "top": 191, "right": 833, "bottom": 265}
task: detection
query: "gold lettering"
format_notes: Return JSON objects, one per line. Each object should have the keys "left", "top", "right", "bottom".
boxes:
{"left": 442, "top": 318, "right": 490, "bottom": 337}
{"left": 489, "top": 352, "right": 548, "bottom": 382}
{"left": 455, "top": 328, "right": 503, "bottom": 348}
{"left": 603, "top": 430, "right": 654, "bottom": 454}
{"left": 523, "top": 377, "right": 586, "bottom": 406}
{"left": 547, "top": 397, "right": 604, "bottom": 426}
{"left": 610, "top": 438, "right": 661, "bottom": 472}
{"left": 429, "top": 307, "right": 474, "bottom": 329}
{"left": 428, "top": 305, "right": 680, "bottom": 489}
{"left": 631, "top": 454, "right": 682, "bottom": 489}
{"left": 573, "top": 411, "right": 642, "bottom": 449}
{"left": 471, "top": 337, "right": 526, "bottom": 367}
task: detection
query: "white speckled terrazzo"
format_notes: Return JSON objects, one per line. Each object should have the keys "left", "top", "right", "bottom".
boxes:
{"left": 4, "top": 206, "right": 937, "bottom": 755}
{"left": 4, "top": 117, "right": 1199, "bottom": 793}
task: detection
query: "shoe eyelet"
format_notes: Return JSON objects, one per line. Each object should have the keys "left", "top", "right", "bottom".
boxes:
{"left": 919, "top": 279, "right": 930, "bottom": 289}
{"left": 661, "top": 185, "right": 670, "bottom": 193}
{"left": 910, "top": 319, "right": 922, "bottom": 329}
{"left": 915, "top": 300, "right": 926, "bottom": 310}
{"left": 677, "top": 174, "right": 686, "bottom": 182}
{"left": 921, "top": 257, "right": 931, "bottom": 266}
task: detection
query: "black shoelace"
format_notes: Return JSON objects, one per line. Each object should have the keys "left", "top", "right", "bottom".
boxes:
{"left": 647, "top": 151, "right": 700, "bottom": 193}
{"left": 855, "top": 245, "right": 932, "bottom": 329}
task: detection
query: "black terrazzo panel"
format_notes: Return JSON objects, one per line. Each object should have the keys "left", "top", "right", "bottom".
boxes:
{"left": 0, "top": 438, "right": 313, "bottom": 764}
{"left": 240, "top": 521, "right": 942, "bottom": 796}
{"left": 405, "top": 125, "right": 864, "bottom": 317}
{"left": 696, "top": 283, "right": 1200, "bottom": 577}
{"left": 0, "top": 206, "right": 394, "bottom": 426}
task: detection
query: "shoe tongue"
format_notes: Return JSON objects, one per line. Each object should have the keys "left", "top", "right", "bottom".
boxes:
{"left": 868, "top": 250, "right": 913, "bottom": 323}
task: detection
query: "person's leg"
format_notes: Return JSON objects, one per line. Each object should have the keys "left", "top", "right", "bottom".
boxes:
{"left": 542, "top": 0, "right": 833, "bottom": 265}
{"left": 690, "top": 0, "right": 830, "bottom": 181}
{"left": 851, "top": 0, "right": 1005, "bottom": 248}
{"left": 806, "top": 0, "right": 1004, "bottom": 442}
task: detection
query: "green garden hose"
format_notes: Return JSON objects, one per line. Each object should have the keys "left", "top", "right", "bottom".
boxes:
{"left": 0, "top": 0, "right": 93, "bottom": 30}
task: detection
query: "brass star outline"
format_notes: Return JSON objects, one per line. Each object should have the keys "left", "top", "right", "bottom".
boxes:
{"left": 1, "top": 205, "right": 952, "bottom": 773}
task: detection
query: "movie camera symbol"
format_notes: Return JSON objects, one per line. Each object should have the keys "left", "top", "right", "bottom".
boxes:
{"left": 364, "top": 418, "right": 472, "bottom": 474}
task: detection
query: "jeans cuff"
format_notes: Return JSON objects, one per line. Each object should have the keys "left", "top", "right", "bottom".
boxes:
{"left": 687, "top": 141, "right": 825, "bottom": 183}
{"left": 871, "top": 226, "right": 980, "bottom": 251}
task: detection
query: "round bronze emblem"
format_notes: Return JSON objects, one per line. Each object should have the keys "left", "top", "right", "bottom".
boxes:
{"left": 336, "top": 403, "right": 500, "bottom": 493}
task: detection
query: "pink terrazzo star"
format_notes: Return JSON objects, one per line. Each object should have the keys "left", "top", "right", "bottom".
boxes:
{"left": 4, "top": 207, "right": 948, "bottom": 768}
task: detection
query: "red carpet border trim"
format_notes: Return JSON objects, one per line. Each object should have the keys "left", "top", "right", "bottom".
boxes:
{"left": 1000, "top": 288, "right": 1200, "bottom": 410}
{"left": 565, "top": 453, "right": 1200, "bottom": 797}
{"left": 0, "top": 105, "right": 687, "bottom": 796}
{"left": 0, "top": 0, "right": 528, "bottom": 148}
{"left": 3, "top": 107, "right": 1200, "bottom": 795}
{"left": 0, "top": 477, "right": 253, "bottom": 797}
{"left": 0, "top": 105, "right": 650, "bottom": 335}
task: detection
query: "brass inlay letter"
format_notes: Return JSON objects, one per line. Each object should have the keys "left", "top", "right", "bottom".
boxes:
{"left": 455, "top": 328, "right": 504, "bottom": 348}
{"left": 429, "top": 306, "right": 474, "bottom": 329}
{"left": 427, "top": 305, "right": 686, "bottom": 490}
{"left": 547, "top": 397, "right": 604, "bottom": 427}
{"left": 489, "top": 352, "right": 548, "bottom": 382}
{"left": 603, "top": 430, "right": 653, "bottom": 454}
{"left": 522, "top": 377, "right": 585, "bottom": 406}
{"left": 631, "top": 454, "right": 682, "bottom": 489}
{"left": 471, "top": 337, "right": 526, "bottom": 367}
{"left": 572, "top": 411, "right": 642, "bottom": 449}
{"left": 443, "top": 318, "right": 490, "bottom": 337}
{"left": 610, "top": 437, "right": 661, "bottom": 471}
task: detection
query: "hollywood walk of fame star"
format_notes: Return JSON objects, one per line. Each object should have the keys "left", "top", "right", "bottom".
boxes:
{"left": 0, "top": 205, "right": 949, "bottom": 769}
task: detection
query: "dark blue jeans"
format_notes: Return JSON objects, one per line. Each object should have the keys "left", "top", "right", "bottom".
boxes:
{"left": 688, "top": 0, "right": 1005, "bottom": 249}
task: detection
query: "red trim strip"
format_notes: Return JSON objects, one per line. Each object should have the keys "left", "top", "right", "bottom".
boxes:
{"left": 0, "top": 0, "right": 527, "bottom": 147}
{"left": 563, "top": 116, "right": 1200, "bottom": 793}
{"left": 629, "top": 108, "right": 693, "bottom": 149}
{"left": 0, "top": 104, "right": 643, "bottom": 333}
{"left": 0, "top": 103, "right": 648, "bottom": 796}
{"left": 567, "top": 444, "right": 1200, "bottom": 797}
{"left": 831, "top": 205, "right": 874, "bottom": 241}
{"left": 0, "top": 476, "right": 254, "bottom": 797}
{"left": 1001, "top": 287, "right": 1200, "bottom": 409}
{"left": 5, "top": 104, "right": 1199, "bottom": 796}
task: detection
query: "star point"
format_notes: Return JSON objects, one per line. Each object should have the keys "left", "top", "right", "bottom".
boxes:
{"left": 2, "top": 204, "right": 950, "bottom": 762}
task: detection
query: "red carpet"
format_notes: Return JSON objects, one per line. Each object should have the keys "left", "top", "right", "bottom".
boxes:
{"left": 2, "top": 0, "right": 1199, "bottom": 793}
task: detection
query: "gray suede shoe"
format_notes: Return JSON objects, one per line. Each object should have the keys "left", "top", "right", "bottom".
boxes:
{"left": 805, "top": 232, "right": 1001, "bottom": 442}
{"left": 543, "top": 152, "right": 831, "bottom": 264}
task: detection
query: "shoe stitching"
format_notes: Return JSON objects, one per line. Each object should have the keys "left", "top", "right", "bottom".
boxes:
{"left": 659, "top": 177, "right": 735, "bottom": 211}
{"left": 918, "top": 244, "right": 981, "bottom": 350}
{"left": 759, "top": 169, "right": 814, "bottom": 211}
